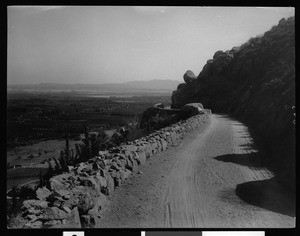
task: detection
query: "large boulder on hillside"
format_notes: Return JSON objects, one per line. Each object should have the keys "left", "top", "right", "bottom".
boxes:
{"left": 183, "top": 70, "right": 197, "bottom": 84}
{"left": 213, "top": 50, "right": 224, "bottom": 59}
{"left": 153, "top": 103, "right": 164, "bottom": 108}
{"left": 179, "top": 103, "right": 205, "bottom": 119}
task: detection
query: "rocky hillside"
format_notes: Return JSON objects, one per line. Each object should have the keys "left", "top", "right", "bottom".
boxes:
{"left": 171, "top": 17, "right": 295, "bottom": 191}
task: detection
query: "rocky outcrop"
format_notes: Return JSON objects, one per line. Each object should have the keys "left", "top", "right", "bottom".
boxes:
{"left": 171, "top": 49, "right": 236, "bottom": 109}
{"left": 171, "top": 17, "right": 295, "bottom": 191}
{"left": 8, "top": 112, "right": 210, "bottom": 228}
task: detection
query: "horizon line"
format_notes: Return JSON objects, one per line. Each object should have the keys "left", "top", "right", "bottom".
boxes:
{"left": 7, "top": 79, "right": 182, "bottom": 86}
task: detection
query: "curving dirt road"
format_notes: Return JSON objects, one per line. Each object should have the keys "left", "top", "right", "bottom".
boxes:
{"left": 96, "top": 114, "right": 295, "bottom": 228}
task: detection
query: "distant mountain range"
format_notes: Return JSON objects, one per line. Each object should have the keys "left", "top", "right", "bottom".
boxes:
{"left": 7, "top": 79, "right": 181, "bottom": 93}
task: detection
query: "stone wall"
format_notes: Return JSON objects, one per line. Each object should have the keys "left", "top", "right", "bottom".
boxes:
{"left": 11, "top": 113, "right": 210, "bottom": 228}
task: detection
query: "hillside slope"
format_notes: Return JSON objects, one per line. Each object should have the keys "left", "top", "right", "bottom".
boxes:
{"left": 171, "top": 17, "right": 295, "bottom": 191}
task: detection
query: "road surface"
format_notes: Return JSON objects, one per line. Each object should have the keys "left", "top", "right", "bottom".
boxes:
{"left": 96, "top": 114, "right": 295, "bottom": 228}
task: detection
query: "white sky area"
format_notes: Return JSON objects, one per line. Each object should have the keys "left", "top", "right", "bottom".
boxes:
{"left": 7, "top": 6, "right": 294, "bottom": 85}
{"left": 203, "top": 231, "right": 265, "bottom": 236}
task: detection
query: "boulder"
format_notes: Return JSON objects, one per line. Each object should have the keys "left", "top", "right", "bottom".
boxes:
{"left": 156, "top": 138, "right": 163, "bottom": 151}
{"left": 55, "top": 189, "right": 72, "bottom": 199}
{"left": 26, "top": 220, "right": 43, "bottom": 228}
{"left": 213, "top": 50, "right": 224, "bottom": 59}
{"left": 81, "top": 164, "right": 93, "bottom": 174}
{"left": 78, "top": 176, "right": 101, "bottom": 195}
{"left": 149, "top": 141, "right": 158, "bottom": 154}
{"left": 68, "top": 185, "right": 85, "bottom": 195}
{"left": 44, "top": 219, "right": 62, "bottom": 227}
{"left": 48, "top": 207, "right": 82, "bottom": 228}
{"left": 123, "top": 144, "right": 138, "bottom": 152}
{"left": 36, "top": 187, "right": 52, "bottom": 201}
{"left": 77, "top": 192, "right": 96, "bottom": 214}
{"left": 65, "top": 206, "right": 81, "bottom": 228}
{"left": 153, "top": 103, "right": 164, "bottom": 108}
{"left": 179, "top": 103, "right": 205, "bottom": 119}
{"left": 75, "top": 162, "right": 88, "bottom": 173}
{"left": 50, "top": 178, "right": 65, "bottom": 192}
{"left": 230, "top": 46, "right": 240, "bottom": 53}
{"left": 126, "top": 154, "right": 138, "bottom": 172}
{"left": 160, "top": 139, "right": 168, "bottom": 150}
{"left": 81, "top": 214, "right": 91, "bottom": 227}
{"left": 52, "top": 173, "right": 73, "bottom": 182}
{"left": 170, "top": 132, "right": 179, "bottom": 146}
{"left": 104, "top": 170, "right": 115, "bottom": 195}
{"left": 94, "top": 173, "right": 107, "bottom": 190}
{"left": 62, "top": 205, "right": 72, "bottom": 214}
{"left": 53, "top": 200, "right": 62, "bottom": 208}
{"left": 86, "top": 193, "right": 107, "bottom": 226}
{"left": 144, "top": 143, "right": 153, "bottom": 159}
{"left": 98, "top": 150, "right": 109, "bottom": 156}
{"left": 39, "top": 207, "right": 69, "bottom": 220}
{"left": 119, "top": 169, "right": 132, "bottom": 181}
{"left": 135, "top": 150, "right": 146, "bottom": 165}
{"left": 109, "top": 161, "right": 123, "bottom": 172}
{"left": 113, "top": 176, "right": 122, "bottom": 187}
{"left": 23, "top": 199, "right": 48, "bottom": 210}
{"left": 91, "top": 192, "right": 108, "bottom": 212}
{"left": 61, "top": 195, "right": 79, "bottom": 209}
{"left": 87, "top": 209, "right": 100, "bottom": 227}
{"left": 183, "top": 70, "right": 197, "bottom": 84}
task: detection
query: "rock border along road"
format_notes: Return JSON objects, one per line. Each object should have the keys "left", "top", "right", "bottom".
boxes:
{"left": 96, "top": 114, "right": 294, "bottom": 228}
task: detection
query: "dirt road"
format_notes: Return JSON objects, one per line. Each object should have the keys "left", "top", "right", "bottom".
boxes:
{"left": 96, "top": 114, "right": 295, "bottom": 228}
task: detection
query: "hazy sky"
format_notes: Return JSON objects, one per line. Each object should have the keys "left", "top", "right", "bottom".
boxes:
{"left": 7, "top": 6, "right": 294, "bottom": 85}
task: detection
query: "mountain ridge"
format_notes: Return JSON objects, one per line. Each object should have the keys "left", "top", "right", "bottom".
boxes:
{"left": 7, "top": 79, "right": 181, "bottom": 92}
